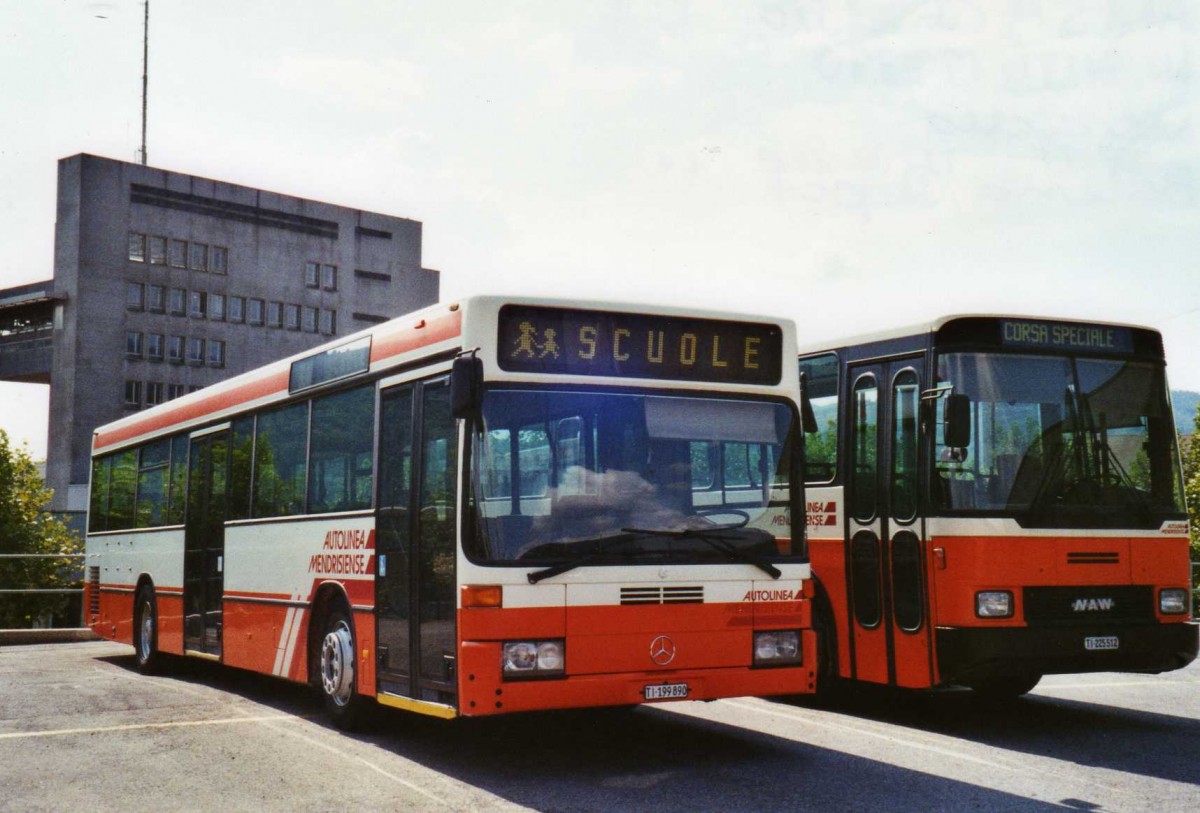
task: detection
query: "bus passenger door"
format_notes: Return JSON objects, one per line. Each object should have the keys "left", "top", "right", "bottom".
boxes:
{"left": 844, "top": 361, "right": 933, "bottom": 687}
{"left": 184, "top": 427, "right": 229, "bottom": 658}
{"left": 375, "top": 379, "right": 459, "bottom": 706}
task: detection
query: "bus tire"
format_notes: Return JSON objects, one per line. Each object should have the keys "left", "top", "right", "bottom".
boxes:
{"left": 968, "top": 674, "right": 1041, "bottom": 701}
{"left": 810, "top": 600, "right": 841, "bottom": 704}
{"left": 317, "top": 603, "right": 367, "bottom": 730}
{"left": 132, "top": 585, "right": 162, "bottom": 675}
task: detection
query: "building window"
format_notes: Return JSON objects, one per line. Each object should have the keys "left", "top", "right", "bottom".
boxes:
{"left": 305, "top": 261, "right": 320, "bottom": 288}
{"left": 147, "top": 333, "right": 164, "bottom": 361}
{"left": 146, "top": 284, "right": 165, "bottom": 313}
{"left": 208, "top": 339, "right": 226, "bottom": 367}
{"left": 169, "top": 239, "right": 187, "bottom": 268}
{"left": 125, "top": 331, "right": 144, "bottom": 358}
{"left": 319, "top": 309, "right": 336, "bottom": 335}
{"left": 167, "top": 383, "right": 186, "bottom": 400}
{"left": 189, "top": 242, "right": 208, "bottom": 272}
{"left": 145, "top": 381, "right": 164, "bottom": 406}
{"left": 210, "top": 246, "right": 228, "bottom": 275}
{"left": 301, "top": 306, "right": 318, "bottom": 333}
{"left": 209, "top": 293, "right": 226, "bottom": 321}
{"left": 124, "top": 380, "right": 142, "bottom": 408}
{"left": 189, "top": 291, "right": 207, "bottom": 319}
{"left": 267, "top": 301, "right": 283, "bottom": 328}
{"left": 322, "top": 264, "right": 338, "bottom": 291}
{"left": 128, "top": 233, "right": 146, "bottom": 262}
{"left": 167, "top": 335, "right": 184, "bottom": 364}
{"left": 126, "top": 282, "right": 145, "bottom": 311}
{"left": 228, "top": 296, "right": 244, "bottom": 323}
{"left": 187, "top": 337, "right": 205, "bottom": 365}
{"left": 248, "top": 298, "right": 264, "bottom": 326}
{"left": 149, "top": 236, "right": 167, "bottom": 265}
{"left": 285, "top": 304, "right": 301, "bottom": 331}
{"left": 168, "top": 288, "right": 186, "bottom": 316}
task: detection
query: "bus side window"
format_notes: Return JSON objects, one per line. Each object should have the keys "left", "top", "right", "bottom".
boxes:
{"left": 307, "top": 385, "right": 375, "bottom": 514}
{"left": 799, "top": 354, "right": 839, "bottom": 483}
{"left": 134, "top": 439, "right": 170, "bottom": 528}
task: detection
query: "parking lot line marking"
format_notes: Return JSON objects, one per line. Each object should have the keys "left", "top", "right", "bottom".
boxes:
{"left": 0, "top": 713, "right": 309, "bottom": 740}
{"left": 1041, "top": 679, "right": 1200, "bottom": 690}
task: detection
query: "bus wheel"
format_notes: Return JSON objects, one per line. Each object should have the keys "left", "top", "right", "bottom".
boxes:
{"left": 318, "top": 605, "right": 367, "bottom": 730}
{"left": 809, "top": 603, "right": 841, "bottom": 704}
{"left": 968, "top": 674, "right": 1041, "bottom": 701}
{"left": 133, "top": 586, "right": 161, "bottom": 675}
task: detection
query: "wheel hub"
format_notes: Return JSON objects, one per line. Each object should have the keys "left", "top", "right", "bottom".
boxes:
{"left": 320, "top": 621, "right": 355, "bottom": 705}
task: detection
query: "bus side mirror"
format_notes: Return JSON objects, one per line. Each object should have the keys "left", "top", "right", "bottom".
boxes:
{"left": 450, "top": 354, "right": 483, "bottom": 420}
{"left": 944, "top": 393, "right": 971, "bottom": 448}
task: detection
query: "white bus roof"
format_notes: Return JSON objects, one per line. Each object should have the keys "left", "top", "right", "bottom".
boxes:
{"left": 94, "top": 294, "right": 799, "bottom": 455}
{"left": 795, "top": 313, "right": 1159, "bottom": 357}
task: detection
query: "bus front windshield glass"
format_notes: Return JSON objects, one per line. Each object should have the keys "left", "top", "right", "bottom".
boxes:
{"left": 933, "top": 352, "right": 1185, "bottom": 527}
{"left": 468, "top": 389, "right": 800, "bottom": 566}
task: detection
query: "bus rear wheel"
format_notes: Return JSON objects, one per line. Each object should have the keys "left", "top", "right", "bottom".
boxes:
{"left": 132, "top": 586, "right": 162, "bottom": 674}
{"left": 967, "top": 674, "right": 1041, "bottom": 701}
{"left": 317, "top": 604, "right": 368, "bottom": 730}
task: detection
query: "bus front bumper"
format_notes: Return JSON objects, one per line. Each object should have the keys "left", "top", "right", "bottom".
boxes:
{"left": 457, "top": 637, "right": 817, "bottom": 717}
{"left": 935, "top": 621, "right": 1199, "bottom": 685}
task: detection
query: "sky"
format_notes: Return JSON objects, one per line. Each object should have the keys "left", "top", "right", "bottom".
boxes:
{"left": 2, "top": 1, "right": 1199, "bottom": 460}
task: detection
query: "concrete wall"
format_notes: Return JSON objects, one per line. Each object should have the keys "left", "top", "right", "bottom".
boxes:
{"left": 40, "top": 153, "right": 440, "bottom": 514}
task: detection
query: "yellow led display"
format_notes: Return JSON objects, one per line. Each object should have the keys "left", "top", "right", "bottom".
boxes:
{"left": 498, "top": 305, "right": 782, "bottom": 385}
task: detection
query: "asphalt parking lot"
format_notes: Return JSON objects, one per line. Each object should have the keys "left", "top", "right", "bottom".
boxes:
{"left": 1, "top": 641, "right": 1197, "bottom": 812}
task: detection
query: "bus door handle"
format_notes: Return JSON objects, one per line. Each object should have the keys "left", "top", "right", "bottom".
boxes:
{"left": 933, "top": 547, "right": 946, "bottom": 570}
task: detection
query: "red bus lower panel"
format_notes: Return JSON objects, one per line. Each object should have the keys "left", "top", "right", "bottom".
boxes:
{"left": 457, "top": 633, "right": 816, "bottom": 717}
{"left": 935, "top": 622, "right": 1198, "bottom": 684}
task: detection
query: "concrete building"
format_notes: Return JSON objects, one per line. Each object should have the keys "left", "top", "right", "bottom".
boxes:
{"left": 0, "top": 153, "right": 439, "bottom": 527}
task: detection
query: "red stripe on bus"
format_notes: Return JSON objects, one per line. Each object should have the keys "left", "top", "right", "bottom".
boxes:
{"left": 93, "top": 309, "right": 462, "bottom": 453}
{"left": 93, "top": 369, "right": 290, "bottom": 452}
{"left": 369, "top": 308, "right": 461, "bottom": 363}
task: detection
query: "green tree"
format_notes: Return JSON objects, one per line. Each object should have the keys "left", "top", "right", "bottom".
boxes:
{"left": 0, "top": 429, "right": 82, "bottom": 628}
{"left": 1182, "top": 407, "right": 1200, "bottom": 614}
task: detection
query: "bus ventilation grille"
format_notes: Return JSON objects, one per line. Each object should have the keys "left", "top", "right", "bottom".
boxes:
{"left": 88, "top": 566, "right": 100, "bottom": 615}
{"left": 620, "top": 586, "right": 703, "bottom": 605}
{"left": 1067, "top": 552, "right": 1119, "bottom": 565}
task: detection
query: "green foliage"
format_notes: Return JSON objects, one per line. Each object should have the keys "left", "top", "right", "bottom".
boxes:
{"left": 0, "top": 429, "right": 83, "bottom": 628}
{"left": 1182, "top": 407, "right": 1200, "bottom": 615}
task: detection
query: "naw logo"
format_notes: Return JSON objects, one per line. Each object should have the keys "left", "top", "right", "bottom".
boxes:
{"left": 1072, "top": 597, "right": 1115, "bottom": 612}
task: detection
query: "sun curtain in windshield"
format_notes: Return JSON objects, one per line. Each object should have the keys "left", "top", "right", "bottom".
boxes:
{"left": 933, "top": 353, "right": 1185, "bottom": 527}
{"left": 467, "top": 390, "right": 800, "bottom": 565}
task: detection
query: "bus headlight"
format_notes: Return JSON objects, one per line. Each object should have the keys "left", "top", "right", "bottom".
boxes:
{"left": 1159, "top": 589, "right": 1189, "bottom": 615}
{"left": 976, "top": 591, "right": 1013, "bottom": 618}
{"left": 502, "top": 639, "right": 565, "bottom": 677}
{"left": 753, "top": 630, "right": 801, "bottom": 666}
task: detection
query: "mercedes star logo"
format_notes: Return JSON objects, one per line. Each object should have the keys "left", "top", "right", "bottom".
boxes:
{"left": 649, "top": 634, "right": 676, "bottom": 666}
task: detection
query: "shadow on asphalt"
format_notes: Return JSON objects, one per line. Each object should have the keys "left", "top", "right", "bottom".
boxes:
{"left": 99, "top": 652, "right": 1070, "bottom": 812}
{"left": 777, "top": 679, "right": 1200, "bottom": 788}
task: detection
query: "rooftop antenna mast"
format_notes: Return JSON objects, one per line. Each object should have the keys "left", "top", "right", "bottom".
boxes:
{"left": 140, "top": 0, "right": 149, "bottom": 165}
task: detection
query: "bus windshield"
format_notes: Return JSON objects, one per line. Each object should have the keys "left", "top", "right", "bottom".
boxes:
{"left": 467, "top": 389, "right": 800, "bottom": 565}
{"left": 933, "top": 352, "right": 1186, "bottom": 527}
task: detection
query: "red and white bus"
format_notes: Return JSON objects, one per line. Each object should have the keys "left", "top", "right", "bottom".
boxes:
{"left": 798, "top": 315, "right": 1197, "bottom": 698}
{"left": 86, "top": 296, "right": 816, "bottom": 725}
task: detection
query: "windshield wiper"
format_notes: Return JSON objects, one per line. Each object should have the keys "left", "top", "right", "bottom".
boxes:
{"left": 526, "top": 533, "right": 644, "bottom": 584}
{"left": 620, "top": 526, "right": 782, "bottom": 579}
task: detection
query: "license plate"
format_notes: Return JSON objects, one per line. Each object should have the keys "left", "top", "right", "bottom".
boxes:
{"left": 644, "top": 682, "right": 689, "bottom": 701}
{"left": 1084, "top": 635, "right": 1119, "bottom": 651}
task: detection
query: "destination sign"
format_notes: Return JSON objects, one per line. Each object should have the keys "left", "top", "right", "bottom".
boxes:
{"left": 497, "top": 305, "right": 783, "bottom": 385}
{"left": 999, "top": 319, "right": 1134, "bottom": 354}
